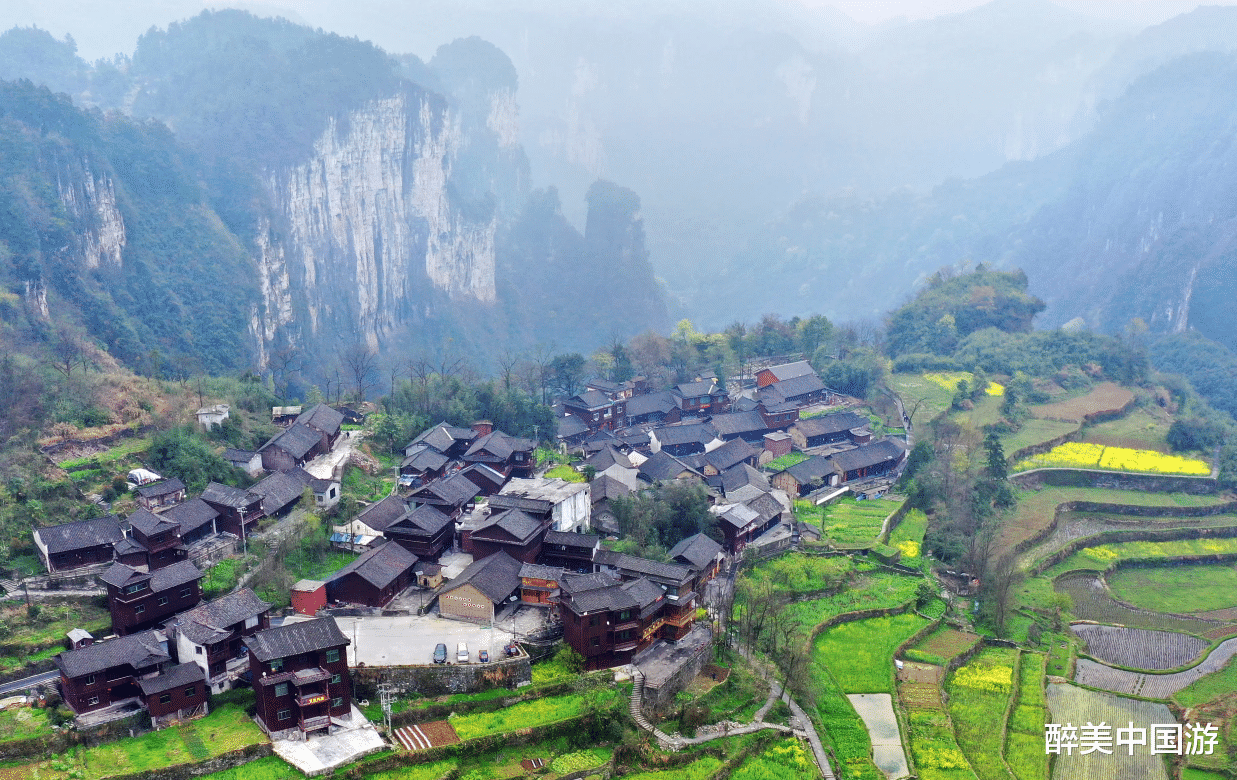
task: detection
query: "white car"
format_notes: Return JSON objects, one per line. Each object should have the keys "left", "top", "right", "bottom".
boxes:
{"left": 456, "top": 642, "right": 468, "bottom": 663}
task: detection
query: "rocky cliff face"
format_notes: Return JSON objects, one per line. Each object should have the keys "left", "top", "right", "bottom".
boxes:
{"left": 252, "top": 85, "right": 499, "bottom": 362}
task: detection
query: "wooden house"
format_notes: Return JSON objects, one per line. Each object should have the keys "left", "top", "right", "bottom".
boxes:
{"left": 668, "top": 533, "right": 724, "bottom": 587}
{"left": 462, "top": 430, "right": 536, "bottom": 479}
{"left": 248, "top": 618, "right": 351, "bottom": 739}
{"left": 408, "top": 473, "right": 481, "bottom": 521}
{"left": 790, "top": 412, "right": 871, "bottom": 449}
{"left": 33, "top": 514, "right": 125, "bottom": 573}
{"left": 519, "top": 563, "right": 563, "bottom": 606}
{"left": 384, "top": 504, "right": 454, "bottom": 561}
{"left": 140, "top": 662, "right": 209, "bottom": 728}
{"left": 673, "top": 378, "right": 728, "bottom": 416}
{"left": 223, "top": 448, "right": 264, "bottom": 477}
{"left": 258, "top": 423, "right": 323, "bottom": 473}
{"left": 563, "top": 390, "right": 627, "bottom": 432}
{"left": 830, "top": 439, "right": 907, "bottom": 483}
{"left": 127, "top": 508, "right": 186, "bottom": 571}
{"left": 699, "top": 438, "right": 760, "bottom": 476}
{"left": 464, "top": 509, "right": 548, "bottom": 564}
{"left": 326, "top": 542, "right": 418, "bottom": 608}
{"left": 624, "top": 390, "right": 680, "bottom": 426}
{"left": 135, "top": 478, "right": 187, "bottom": 511}
{"left": 163, "top": 499, "right": 220, "bottom": 546}
{"left": 539, "top": 530, "right": 599, "bottom": 572}
{"left": 649, "top": 423, "right": 721, "bottom": 457}
{"left": 55, "top": 629, "right": 171, "bottom": 715}
{"left": 403, "top": 422, "right": 476, "bottom": 460}
{"left": 637, "top": 451, "right": 702, "bottom": 484}
{"left": 708, "top": 410, "right": 772, "bottom": 444}
{"left": 164, "top": 588, "right": 270, "bottom": 693}
{"left": 102, "top": 560, "right": 203, "bottom": 636}
{"left": 755, "top": 360, "right": 816, "bottom": 388}
{"left": 294, "top": 404, "right": 345, "bottom": 452}
{"left": 758, "top": 373, "right": 829, "bottom": 407}
{"left": 200, "top": 482, "right": 263, "bottom": 539}
{"left": 771, "top": 455, "right": 838, "bottom": 497}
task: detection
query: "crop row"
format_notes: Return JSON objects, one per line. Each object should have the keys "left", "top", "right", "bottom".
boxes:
{"left": 908, "top": 626, "right": 982, "bottom": 666}
{"left": 1006, "top": 653, "right": 1047, "bottom": 780}
{"left": 1070, "top": 624, "right": 1208, "bottom": 671}
{"left": 1013, "top": 442, "right": 1210, "bottom": 476}
{"left": 1054, "top": 573, "right": 1228, "bottom": 635}
{"left": 905, "top": 709, "right": 979, "bottom": 780}
{"left": 1073, "top": 637, "right": 1237, "bottom": 700}
{"left": 1045, "top": 684, "right": 1173, "bottom": 780}
{"left": 946, "top": 647, "right": 1018, "bottom": 780}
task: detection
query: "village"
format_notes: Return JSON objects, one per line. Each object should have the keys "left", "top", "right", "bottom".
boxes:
{"left": 12, "top": 358, "right": 909, "bottom": 777}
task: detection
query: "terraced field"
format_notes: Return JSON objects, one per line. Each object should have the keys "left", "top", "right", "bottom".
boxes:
{"left": 1023, "top": 513, "right": 1237, "bottom": 569}
{"left": 1055, "top": 573, "right": 1229, "bottom": 635}
{"left": 946, "top": 647, "right": 1018, "bottom": 780}
{"left": 906, "top": 626, "right": 982, "bottom": 666}
{"left": 1107, "top": 563, "right": 1237, "bottom": 614}
{"left": 1073, "top": 637, "right": 1237, "bottom": 699}
{"left": 1006, "top": 654, "right": 1047, "bottom": 780}
{"left": 1070, "top": 624, "right": 1209, "bottom": 670}
{"left": 1029, "top": 382, "right": 1133, "bottom": 424}
{"left": 1045, "top": 684, "right": 1172, "bottom": 780}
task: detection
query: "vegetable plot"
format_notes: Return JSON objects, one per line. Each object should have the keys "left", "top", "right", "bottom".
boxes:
{"left": 906, "top": 627, "right": 982, "bottom": 666}
{"left": 1044, "top": 684, "right": 1172, "bottom": 780}
{"left": 906, "top": 708, "right": 978, "bottom": 780}
{"left": 815, "top": 612, "right": 931, "bottom": 693}
{"left": 1005, "top": 653, "right": 1048, "bottom": 780}
{"left": 1073, "top": 637, "right": 1237, "bottom": 700}
{"left": 1013, "top": 442, "right": 1209, "bottom": 476}
{"left": 1070, "top": 624, "right": 1208, "bottom": 670}
{"left": 1107, "top": 564, "right": 1237, "bottom": 615}
{"left": 946, "top": 647, "right": 1018, "bottom": 780}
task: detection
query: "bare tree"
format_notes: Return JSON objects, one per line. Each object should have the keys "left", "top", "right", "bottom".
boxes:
{"left": 343, "top": 344, "right": 378, "bottom": 402}
{"left": 268, "top": 345, "right": 303, "bottom": 399}
{"left": 48, "top": 329, "right": 86, "bottom": 379}
{"left": 496, "top": 350, "right": 521, "bottom": 391}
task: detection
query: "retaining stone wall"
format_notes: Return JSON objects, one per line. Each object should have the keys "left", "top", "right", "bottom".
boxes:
{"left": 352, "top": 655, "right": 531, "bottom": 699}
{"left": 1010, "top": 468, "right": 1217, "bottom": 495}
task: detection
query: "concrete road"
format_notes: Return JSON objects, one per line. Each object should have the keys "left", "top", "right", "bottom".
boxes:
{"left": 279, "top": 613, "right": 515, "bottom": 667}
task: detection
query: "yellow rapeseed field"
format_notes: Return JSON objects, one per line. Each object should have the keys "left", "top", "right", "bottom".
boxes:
{"left": 923, "top": 371, "right": 1005, "bottom": 397}
{"left": 1014, "top": 442, "right": 1209, "bottom": 476}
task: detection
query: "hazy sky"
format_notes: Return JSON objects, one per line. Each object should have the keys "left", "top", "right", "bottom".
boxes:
{"left": 4, "top": 0, "right": 1236, "bottom": 61}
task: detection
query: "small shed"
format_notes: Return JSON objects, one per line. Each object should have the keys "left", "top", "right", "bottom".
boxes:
{"left": 290, "top": 579, "right": 327, "bottom": 616}
{"left": 196, "top": 404, "right": 230, "bottom": 430}
{"left": 66, "top": 628, "right": 93, "bottom": 650}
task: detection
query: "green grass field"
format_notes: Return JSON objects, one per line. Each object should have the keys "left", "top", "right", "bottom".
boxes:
{"left": 1046, "top": 636, "right": 1073, "bottom": 678}
{"left": 1000, "top": 419, "right": 1079, "bottom": 458}
{"left": 0, "top": 705, "right": 50, "bottom": 744}
{"left": 1045, "top": 537, "right": 1237, "bottom": 579}
{"left": 776, "top": 572, "right": 924, "bottom": 640}
{"left": 1175, "top": 656, "right": 1237, "bottom": 709}
{"left": 808, "top": 663, "right": 883, "bottom": 780}
{"left": 1080, "top": 408, "right": 1173, "bottom": 453}
{"left": 812, "top": 497, "right": 898, "bottom": 547}
{"left": 1005, "top": 653, "right": 1048, "bottom": 780}
{"left": 200, "top": 756, "right": 302, "bottom": 780}
{"left": 744, "top": 552, "right": 852, "bottom": 595}
{"left": 890, "top": 374, "right": 955, "bottom": 427}
{"left": 946, "top": 647, "right": 1018, "bottom": 780}
{"left": 729, "top": 737, "right": 818, "bottom": 780}
{"left": 889, "top": 509, "right": 928, "bottom": 559}
{"left": 768, "top": 452, "right": 809, "bottom": 471}
{"left": 815, "top": 612, "right": 931, "bottom": 693}
{"left": 906, "top": 708, "right": 979, "bottom": 780}
{"left": 449, "top": 691, "right": 615, "bottom": 740}
{"left": 1107, "top": 563, "right": 1237, "bottom": 614}
{"left": 544, "top": 464, "right": 586, "bottom": 483}
{"left": 905, "top": 626, "right": 981, "bottom": 666}
{"left": 0, "top": 599, "right": 112, "bottom": 657}
{"left": 620, "top": 757, "right": 723, "bottom": 780}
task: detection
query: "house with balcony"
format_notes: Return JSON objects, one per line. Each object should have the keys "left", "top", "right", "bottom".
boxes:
{"left": 558, "top": 570, "right": 689, "bottom": 671}
{"left": 125, "top": 508, "right": 187, "bottom": 571}
{"left": 102, "top": 560, "right": 203, "bottom": 636}
{"left": 200, "top": 482, "right": 263, "bottom": 540}
{"left": 563, "top": 390, "right": 627, "bottom": 432}
{"left": 164, "top": 588, "right": 271, "bottom": 693}
{"left": 248, "top": 617, "right": 352, "bottom": 739}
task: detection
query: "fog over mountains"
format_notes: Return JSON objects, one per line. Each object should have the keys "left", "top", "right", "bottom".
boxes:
{"left": 2, "top": 0, "right": 1237, "bottom": 376}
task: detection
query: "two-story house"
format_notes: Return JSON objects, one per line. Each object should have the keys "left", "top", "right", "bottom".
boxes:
{"left": 562, "top": 390, "right": 627, "bottom": 432}
{"left": 200, "top": 482, "right": 264, "bottom": 540}
{"left": 164, "top": 588, "right": 271, "bottom": 693}
{"left": 33, "top": 514, "right": 126, "bottom": 573}
{"left": 126, "top": 508, "right": 186, "bottom": 571}
{"left": 134, "top": 478, "right": 187, "bottom": 512}
{"left": 102, "top": 560, "right": 203, "bottom": 636}
{"left": 55, "top": 629, "right": 171, "bottom": 715}
{"left": 248, "top": 617, "right": 352, "bottom": 739}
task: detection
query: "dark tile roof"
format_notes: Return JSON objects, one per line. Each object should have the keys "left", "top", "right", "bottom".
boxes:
{"left": 709, "top": 411, "right": 769, "bottom": 437}
{"left": 55, "top": 630, "right": 170, "bottom": 679}
{"left": 223, "top": 448, "right": 258, "bottom": 463}
{"left": 543, "top": 530, "right": 600, "bottom": 549}
{"left": 762, "top": 361, "right": 816, "bottom": 382}
{"left": 638, "top": 451, "right": 699, "bottom": 483}
{"left": 675, "top": 379, "right": 718, "bottom": 398}
{"left": 356, "top": 495, "right": 410, "bottom": 532}
{"left": 702, "top": 438, "right": 759, "bottom": 472}
{"left": 388, "top": 504, "right": 452, "bottom": 536}
{"left": 251, "top": 472, "right": 308, "bottom": 515}
{"left": 784, "top": 455, "right": 837, "bottom": 484}
{"left": 169, "top": 588, "right": 271, "bottom": 646}
{"left": 721, "top": 463, "right": 770, "bottom": 494}
{"left": 414, "top": 473, "right": 481, "bottom": 506}
{"left": 113, "top": 537, "right": 144, "bottom": 556}
{"left": 618, "top": 429, "right": 651, "bottom": 448}
{"left": 716, "top": 503, "right": 761, "bottom": 530}
{"left": 560, "top": 571, "right": 619, "bottom": 593}
{"left": 288, "top": 467, "right": 336, "bottom": 493}
{"left": 584, "top": 445, "right": 632, "bottom": 471}
{"left": 565, "top": 390, "right": 614, "bottom": 410}
{"left": 261, "top": 422, "right": 321, "bottom": 460}
{"left": 746, "top": 492, "right": 785, "bottom": 523}
{"left": 519, "top": 563, "right": 563, "bottom": 581}
{"left": 440, "top": 551, "right": 522, "bottom": 603}
{"left": 565, "top": 582, "right": 638, "bottom": 614}
{"left": 625, "top": 390, "right": 677, "bottom": 418}
{"left": 407, "top": 422, "right": 475, "bottom": 454}
{"left": 296, "top": 403, "right": 345, "bottom": 435}
{"left": 135, "top": 478, "right": 185, "bottom": 499}
{"left": 128, "top": 508, "right": 178, "bottom": 537}
{"left": 459, "top": 463, "right": 507, "bottom": 491}
{"left": 652, "top": 423, "right": 718, "bottom": 447}
{"left": 595, "top": 550, "right": 693, "bottom": 584}
{"left": 794, "top": 411, "right": 870, "bottom": 438}
{"left": 732, "top": 397, "right": 760, "bottom": 412}
{"left": 557, "top": 415, "right": 590, "bottom": 439}
{"left": 138, "top": 662, "right": 204, "bottom": 696}
{"left": 102, "top": 560, "right": 201, "bottom": 590}
{"left": 830, "top": 439, "right": 907, "bottom": 474}
{"left": 621, "top": 577, "right": 666, "bottom": 611}
{"left": 35, "top": 514, "right": 125, "bottom": 555}
{"left": 760, "top": 399, "right": 799, "bottom": 414}
{"left": 201, "top": 482, "right": 259, "bottom": 509}
{"left": 590, "top": 474, "right": 631, "bottom": 502}
{"left": 471, "top": 509, "right": 543, "bottom": 544}
{"left": 465, "top": 430, "right": 515, "bottom": 460}
{"left": 163, "top": 499, "right": 220, "bottom": 536}
{"left": 488, "top": 494, "right": 553, "bottom": 514}
{"left": 248, "top": 617, "right": 350, "bottom": 662}
{"left": 668, "top": 533, "right": 723, "bottom": 570}
{"left": 762, "top": 373, "right": 826, "bottom": 401}
{"left": 585, "top": 378, "right": 623, "bottom": 395}
{"left": 401, "top": 446, "right": 449, "bottom": 472}
{"left": 330, "top": 543, "right": 418, "bottom": 590}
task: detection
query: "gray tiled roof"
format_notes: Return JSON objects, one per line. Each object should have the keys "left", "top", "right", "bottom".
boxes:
{"left": 251, "top": 472, "right": 307, "bottom": 515}
{"left": 488, "top": 494, "right": 553, "bottom": 514}
{"left": 709, "top": 411, "right": 768, "bottom": 437}
{"left": 356, "top": 495, "right": 410, "bottom": 532}
{"left": 595, "top": 550, "right": 693, "bottom": 584}
{"left": 794, "top": 412, "right": 870, "bottom": 438}
{"left": 330, "top": 543, "right": 417, "bottom": 590}
{"left": 565, "top": 390, "right": 613, "bottom": 410}
{"left": 413, "top": 473, "right": 480, "bottom": 506}
{"left": 557, "top": 415, "right": 590, "bottom": 439}
{"left": 223, "top": 448, "right": 258, "bottom": 463}
{"left": 543, "top": 530, "right": 600, "bottom": 549}
{"left": 784, "top": 455, "right": 837, "bottom": 484}
{"left": 590, "top": 474, "right": 631, "bottom": 502}
{"left": 830, "top": 439, "right": 906, "bottom": 474}
{"left": 101, "top": 559, "right": 202, "bottom": 591}
{"left": 247, "top": 617, "right": 349, "bottom": 663}
{"left": 584, "top": 445, "right": 631, "bottom": 471}
{"left": 135, "top": 478, "right": 185, "bottom": 499}
{"left": 170, "top": 588, "right": 270, "bottom": 646}
{"left": 675, "top": 379, "right": 718, "bottom": 398}
{"left": 35, "top": 514, "right": 125, "bottom": 555}
{"left": 638, "top": 451, "right": 698, "bottom": 483}
{"left": 465, "top": 430, "right": 515, "bottom": 460}
{"left": 761, "top": 373, "right": 826, "bottom": 401}
{"left": 746, "top": 492, "right": 785, "bottom": 523}
{"left": 201, "top": 482, "right": 259, "bottom": 509}
{"left": 296, "top": 404, "right": 345, "bottom": 436}
{"left": 622, "top": 577, "right": 666, "bottom": 611}
{"left": 762, "top": 361, "right": 816, "bottom": 382}
{"left": 55, "top": 630, "right": 169, "bottom": 679}
{"left": 668, "top": 533, "right": 723, "bottom": 570}
{"left": 702, "top": 438, "right": 759, "bottom": 472}
{"left": 560, "top": 571, "right": 619, "bottom": 594}
{"left": 261, "top": 422, "right": 321, "bottom": 460}
{"left": 566, "top": 583, "right": 638, "bottom": 614}
{"left": 625, "top": 390, "right": 677, "bottom": 418}
{"left": 138, "top": 661, "right": 204, "bottom": 695}
{"left": 388, "top": 504, "right": 452, "bottom": 536}
{"left": 471, "top": 509, "right": 542, "bottom": 544}
{"left": 519, "top": 563, "right": 564, "bottom": 581}
{"left": 128, "top": 508, "right": 178, "bottom": 537}
{"left": 400, "top": 446, "right": 449, "bottom": 473}
{"left": 717, "top": 503, "right": 761, "bottom": 530}
{"left": 162, "top": 499, "right": 219, "bottom": 536}
{"left": 440, "top": 551, "right": 522, "bottom": 604}
{"left": 721, "top": 463, "right": 771, "bottom": 495}
{"left": 653, "top": 423, "right": 718, "bottom": 447}
{"left": 408, "top": 422, "right": 476, "bottom": 454}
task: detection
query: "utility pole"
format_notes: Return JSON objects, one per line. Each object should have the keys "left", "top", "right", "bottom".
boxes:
{"left": 378, "top": 682, "right": 394, "bottom": 734}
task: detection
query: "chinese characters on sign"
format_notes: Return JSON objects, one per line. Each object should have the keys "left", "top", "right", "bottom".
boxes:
{"left": 1045, "top": 722, "right": 1218, "bottom": 756}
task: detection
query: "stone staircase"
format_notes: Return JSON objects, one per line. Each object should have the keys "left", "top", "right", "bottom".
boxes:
{"left": 0, "top": 579, "right": 21, "bottom": 595}
{"left": 629, "top": 669, "right": 680, "bottom": 751}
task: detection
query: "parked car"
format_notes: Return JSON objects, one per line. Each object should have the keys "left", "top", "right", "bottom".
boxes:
{"left": 478, "top": 649, "right": 490, "bottom": 663}
{"left": 433, "top": 643, "right": 447, "bottom": 664}
{"left": 456, "top": 642, "right": 469, "bottom": 663}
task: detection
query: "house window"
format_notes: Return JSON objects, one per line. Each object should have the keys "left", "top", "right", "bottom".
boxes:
{"left": 245, "top": 615, "right": 259, "bottom": 629}
{"left": 588, "top": 615, "right": 600, "bottom": 627}
{"left": 274, "top": 683, "right": 288, "bottom": 697}
{"left": 157, "top": 596, "right": 169, "bottom": 606}
{"left": 184, "top": 686, "right": 196, "bottom": 697}
{"left": 331, "top": 674, "right": 341, "bottom": 685}
{"left": 160, "top": 693, "right": 172, "bottom": 704}
{"left": 195, "top": 646, "right": 204, "bottom": 655}
{"left": 85, "top": 674, "right": 95, "bottom": 685}
{"left": 619, "top": 610, "right": 632, "bottom": 621}
{"left": 277, "top": 709, "right": 291, "bottom": 721}
{"left": 270, "top": 659, "right": 283, "bottom": 673}
{"left": 329, "top": 487, "right": 337, "bottom": 498}
{"left": 325, "top": 649, "right": 340, "bottom": 663}
{"left": 590, "top": 637, "right": 600, "bottom": 647}
{"left": 180, "top": 587, "right": 193, "bottom": 598}
{"left": 87, "top": 696, "right": 100, "bottom": 706}
{"left": 123, "top": 582, "right": 146, "bottom": 594}
{"left": 332, "top": 697, "right": 344, "bottom": 708}
{"left": 134, "top": 604, "right": 146, "bottom": 615}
